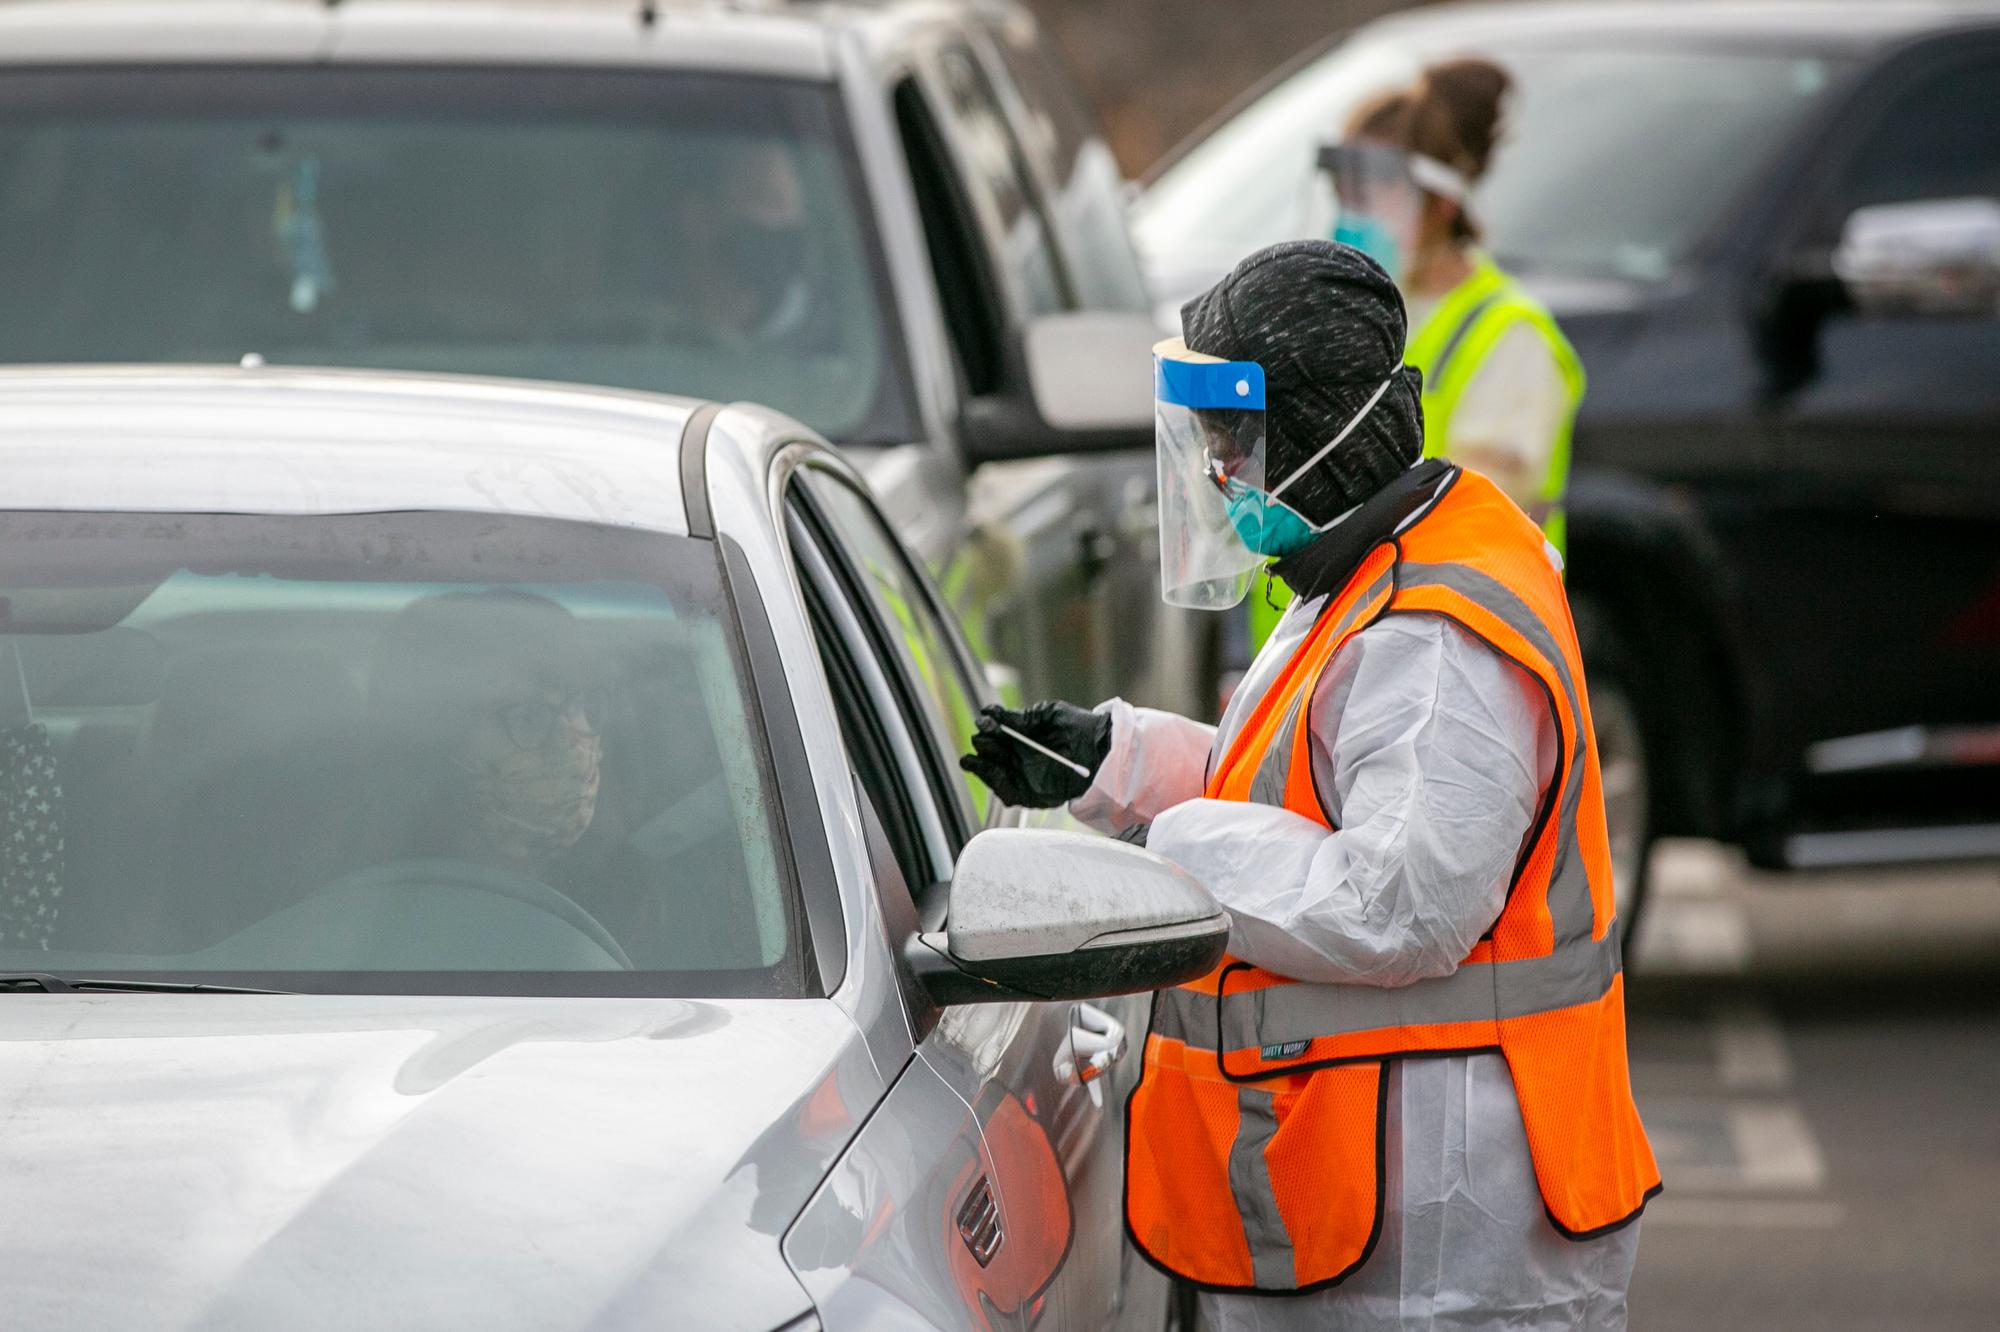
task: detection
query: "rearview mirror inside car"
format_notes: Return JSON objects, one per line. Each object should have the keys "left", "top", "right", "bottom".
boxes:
{"left": 1832, "top": 197, "right": 2000, "bottom": 319}
{"left": 960, "top": 311, "right": 1159, "bottom": 465}
{"left": 905, "top": 827, "right": 1230, "bottom": 1005}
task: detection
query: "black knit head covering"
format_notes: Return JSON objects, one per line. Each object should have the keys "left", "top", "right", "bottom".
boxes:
{"left": 1180, "top": 240, "right": 1424, "bottom": 527}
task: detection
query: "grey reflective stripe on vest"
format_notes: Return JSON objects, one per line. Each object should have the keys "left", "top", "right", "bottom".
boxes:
{"left": 1248, "top": 694, "right": 1305, "bottom": 808}
{"left": 1217, "top": 927, "right": 1620, "bottom": 1053}
{"left": 1149, "top": 917, "right": 1622, "bottom": 1053}
{"left": 1399, "top": 561, "right": 1598, "bottom": 947}
{"left": 1243, "top": 564, "right": 1395, "bottom": 810}
{"left": 1227, "top": 1086, "right": 1297, "bottom": 1288}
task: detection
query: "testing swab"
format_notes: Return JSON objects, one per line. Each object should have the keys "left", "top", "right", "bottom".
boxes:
{"left": 994, "top": 723, "right": 1092, "bottom": 778}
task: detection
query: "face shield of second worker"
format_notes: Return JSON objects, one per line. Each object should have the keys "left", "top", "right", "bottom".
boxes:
{"left": 1319, "top": 140, "right": 1467, "bottom": 284}
{"left": 1154, "top": 338, "right": 1274, "bottom": 610}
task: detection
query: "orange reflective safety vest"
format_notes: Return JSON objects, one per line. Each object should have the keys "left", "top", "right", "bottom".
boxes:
{"left": 1124, "top": 467, "right": 1659, "bottom": 1294}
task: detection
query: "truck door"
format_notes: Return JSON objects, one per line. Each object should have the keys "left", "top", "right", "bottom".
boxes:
{"left": 1765, "top": 39, "right": 2000, "bottom": 862}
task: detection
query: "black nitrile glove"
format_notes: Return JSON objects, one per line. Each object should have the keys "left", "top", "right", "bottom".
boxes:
{"left": 959, "top": 700, "right": 1112, "bottom": 809}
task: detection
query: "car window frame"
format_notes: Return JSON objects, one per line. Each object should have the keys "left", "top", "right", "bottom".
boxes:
{"left": 783, "top": 491, "right": 962, "bottom": 889}
{"left": 787, "top": 463, "right": 1001, "bottom": 843}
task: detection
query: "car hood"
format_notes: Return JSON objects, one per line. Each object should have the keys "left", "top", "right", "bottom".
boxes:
{"left": 0, "top": 994, "right": 880, "bottom": 1331}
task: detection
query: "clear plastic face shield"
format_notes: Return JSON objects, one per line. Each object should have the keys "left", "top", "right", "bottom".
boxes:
{"left": 1154, "top": 339, "right": 1268, "bottom": 610}
{"left": 1157, "top": 337, "right": 1403, "bottom": 609}
{"left": 1318, "top": 141, "right": 1468, "bottom": 282}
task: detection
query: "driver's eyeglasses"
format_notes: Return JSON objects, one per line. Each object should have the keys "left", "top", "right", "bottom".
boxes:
{"left": 494, "top": 685, "right": 612, "bottom": 751}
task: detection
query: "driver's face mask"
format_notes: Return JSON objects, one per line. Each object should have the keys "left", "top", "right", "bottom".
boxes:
{"left": 455, "top": 688, "right": 604, "bottom": 863}
{"left": 1318, "top": 140, "right": 1469, "bottom": 285}
{"left": 1155, "top": 337, "right": 1398, "bottom": 609}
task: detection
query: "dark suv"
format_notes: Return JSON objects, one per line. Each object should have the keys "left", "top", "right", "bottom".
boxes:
{"left": 1137, "top": 1, "right": 2000, "bottom": 927}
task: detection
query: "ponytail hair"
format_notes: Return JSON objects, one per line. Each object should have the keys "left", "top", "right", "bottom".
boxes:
{"left": 1346, "top": 58, "right": 1513, "bottom": 242}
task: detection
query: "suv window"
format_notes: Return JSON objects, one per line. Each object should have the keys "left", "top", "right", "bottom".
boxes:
{"left": 894, "top": 76, "right": 1005, "bottom": 395}
{"left": 985, "top": 16, "right": 1152, "bottom": 313}
{"left": 931, "top": 41, "right": 1069, "bottom": 317}
{"left": 0, "top": 67, "right": 918, "bottom": 447}
{"left": 797, "top": 470, "right": 994, "bottom": 828}
{"left": 1830, "top": 54, "right": 2000, "bottom": 213}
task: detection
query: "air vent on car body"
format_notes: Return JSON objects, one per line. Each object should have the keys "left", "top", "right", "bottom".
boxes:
{"left": 955, "top": 1174, "right": 1004, "bottom": 1268}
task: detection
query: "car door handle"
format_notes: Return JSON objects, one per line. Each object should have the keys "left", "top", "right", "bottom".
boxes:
{"left": 1063, "top": 1003, "right": 1128, "bottom": 1086}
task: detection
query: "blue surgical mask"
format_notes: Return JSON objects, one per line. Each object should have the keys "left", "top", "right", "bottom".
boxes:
{"left": 1333, "top": 214, "right": 1402, "bottom": 284}
{"left": 1224, "top": 483, "right": 1317, "bottom": 559}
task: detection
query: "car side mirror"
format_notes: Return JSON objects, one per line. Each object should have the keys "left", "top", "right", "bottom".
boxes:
{"left": 1832, "top": 197, "right": 2000, "bottom": 319}
{"left": 905, "top": 828, "right": 1229, "bottom": 1004}
{"left": 960, "top": 311, "right": 1158, "bottom": 465}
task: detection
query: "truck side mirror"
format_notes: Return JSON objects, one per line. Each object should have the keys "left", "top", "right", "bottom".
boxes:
{"left": 1832, "top": 197, "right": 2000, "bottom": 319}
{"left": 960, "top": 312, "right": 1158, "bottom": 465}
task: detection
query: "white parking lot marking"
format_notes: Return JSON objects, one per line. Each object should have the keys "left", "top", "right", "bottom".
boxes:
{"left": 1644, "top": 1198, "right": 1847, "bottom": 1230}
{"left": 1712, "top": 1005, "right": 1792, "bottom": 1092}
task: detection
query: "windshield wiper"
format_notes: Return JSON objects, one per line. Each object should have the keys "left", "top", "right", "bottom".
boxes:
{"left": 1, "top": 973, "right": 295, "bottom": 995}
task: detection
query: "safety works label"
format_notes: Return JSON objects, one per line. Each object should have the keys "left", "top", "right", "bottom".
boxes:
{"left": 1261, "top": 1041, "right": 1311, "bottom": 1060}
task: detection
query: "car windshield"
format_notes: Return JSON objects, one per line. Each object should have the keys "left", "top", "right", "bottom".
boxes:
{"left": 1138, "top": 37, "right": 1851, "bottom": 283}
{"left": 0, "top": 67, "right": 916, "bottom": 445}
{"left": 0, "top": 511, "right": 810, "bottom": 997}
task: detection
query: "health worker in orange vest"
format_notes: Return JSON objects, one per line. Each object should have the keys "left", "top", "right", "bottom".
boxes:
{"left": 960, "top": 240, "right": 1658, "bottom": 1330}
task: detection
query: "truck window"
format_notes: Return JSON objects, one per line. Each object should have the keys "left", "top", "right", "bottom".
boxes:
{"left": 985, "top": 14, "right": 1152, "bottom": 314}
{"left": 893, "top": 76, "right": 1006, "bottom": 396}
{"left": 1829, "top": 56, "right": 2000, "bottom": 213}
{"left": 931, "top": 41, "right": 1071, "bottom": 316}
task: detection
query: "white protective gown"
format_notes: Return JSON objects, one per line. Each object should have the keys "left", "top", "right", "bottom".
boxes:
{"left": 1073, "top": 543, "right": 1640, "bottom": 1329}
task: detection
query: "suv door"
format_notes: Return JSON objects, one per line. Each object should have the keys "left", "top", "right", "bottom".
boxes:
{"left": 1760, "top": 38, "right": 2000, "bottom": 853}
{"left": 781, "top": 459, "right": 1152, "bottom": 1327}
{"left": 892, "top": 31, "right": 1185, "bottom": 717}
{"left": 971, "top": 12, "right": 1203, "bottom": 719}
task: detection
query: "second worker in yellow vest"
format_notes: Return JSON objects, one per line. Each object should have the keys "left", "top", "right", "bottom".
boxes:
{"left": 960, "top": 241, "right": 1656, "bottom": 1329}
{"left": 1250, "top": 58, "right": 1583, "bottom": 654}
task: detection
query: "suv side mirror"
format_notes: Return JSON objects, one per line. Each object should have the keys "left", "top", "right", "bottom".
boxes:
{"left": 960, "top": 311, "right": 1159, "bottom": 465}
{"left": 906, "top": 828, "right": 1229, "bottom": 1004}
{"left": 1832, "top": 197, "right": 2000, "bottom": 318}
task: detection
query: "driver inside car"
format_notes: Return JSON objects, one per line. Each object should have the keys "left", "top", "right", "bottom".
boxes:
{"left": 362, "top": 589, "right": 604, "bottom": 877}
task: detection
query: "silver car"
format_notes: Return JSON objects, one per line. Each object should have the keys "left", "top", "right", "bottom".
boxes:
{"left": 0, "top": 0, "right": 1196, "bottom": 715}
{"left": 0, "top": 367, "right": 1225, "bottom": 1330}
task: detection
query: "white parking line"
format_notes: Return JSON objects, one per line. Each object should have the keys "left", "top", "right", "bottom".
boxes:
{"left": 1635, "top": 896, "right": 1752, "bottom": 973}
{"left": 1644, "top": 1198, "right": 1847, "bottom": 1230}
{"left": 1712, "top": 1005, "right": 1792, "bottom": 1092}
{"left": 1726, "top": 1101, "right": 1826, "bottom": 1190}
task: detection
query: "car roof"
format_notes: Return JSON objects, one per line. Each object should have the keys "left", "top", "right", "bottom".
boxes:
{"left": 1370, "top": 0, "right": 2000, "bottom": 55}
{"left": 0, "top": 366, "right": 729, "bottom": 535}
{"left": 0, "top": 1, "right": 892, "bottom": 77}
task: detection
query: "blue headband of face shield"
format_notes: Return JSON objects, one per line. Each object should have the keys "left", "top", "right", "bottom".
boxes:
{"left": 1154, "top": 354, "right": 1313, "bottom": 558}
{"left": 1154, "top": 355, "right": 1266, "bottom": 411}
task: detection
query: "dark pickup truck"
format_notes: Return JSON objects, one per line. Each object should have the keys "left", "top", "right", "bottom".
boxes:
{"left": 1136, "top": 0, "right": 2000, "bottom": 930}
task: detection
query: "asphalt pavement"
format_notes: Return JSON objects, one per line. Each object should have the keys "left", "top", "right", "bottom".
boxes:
{"left": 1624, "top": 842, "right": 2000, "bottom": 1331}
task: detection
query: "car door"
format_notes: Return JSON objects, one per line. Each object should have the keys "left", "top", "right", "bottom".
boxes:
{"left": 1761, "top": 37, "right": 2000, "bottom": 848}
{"left": 780, "top": 457, "right": 1152, "bottom": 1328}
